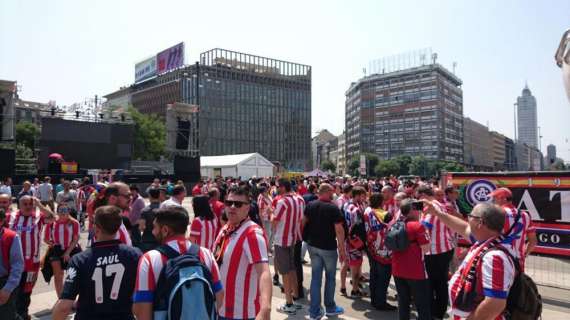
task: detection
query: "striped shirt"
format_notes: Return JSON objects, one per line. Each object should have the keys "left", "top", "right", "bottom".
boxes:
{"left": 133, "top": 236, "right": 222, "bottom": 303}
{"left": 8, "top": 210, "right": 48, "bottom": 264}
{"left": 335, "top": 195, "right": 350, "bottom": 210}
{"left": 382, "top": 198, "right": 398, "bottom": 218}
{"left": 189, "top": 217, "right": 220, "bottom": 251}
{"left": 501, "top": 205, "right": 535, "bottom": 270}
{"left": 449, "top": 238, "right": 515, "bottom": 320}
{"left": 215, "top": 220, "right": 268, "bottom": 319}
{"left": 421, "top": 200, "right": 456, "bottom": 255}
{"left": 44, "top": 218, "right": 80, "bottom": 250}
{"left": 257, "top": 194, "right": 272, "bottom": 221}
{"left": 273, "top": 194, "right": 304, "bottom": 247}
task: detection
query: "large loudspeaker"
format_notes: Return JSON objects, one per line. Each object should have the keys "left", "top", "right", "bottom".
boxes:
{"left": 175, "top": 120, "right": 191, "bottom": 150}
{"left": 0, "top": 149, "right": 15, "bottom": 176}
{"left": 174, "top": 156, "right": 200, "bottom": 181}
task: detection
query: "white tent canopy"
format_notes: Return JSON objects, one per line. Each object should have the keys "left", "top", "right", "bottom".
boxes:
{"left": 200, "top": 153, "right": 274, "bottom": 179}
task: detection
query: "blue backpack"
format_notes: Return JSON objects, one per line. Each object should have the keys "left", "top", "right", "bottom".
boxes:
{"left": 153, "top": 244, "right": 218, "bottom": 320}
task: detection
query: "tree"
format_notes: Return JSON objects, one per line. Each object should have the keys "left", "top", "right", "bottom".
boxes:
{"left": 409, "top": 155, "right": 429, "bottom": 177}
{"left": 442, "top": 161, "right": 465, "bottom": 173}
{"left": 394, "top": 155, "right": 412, "bottom": 176}
{"left": 16, "top": 121, "right": 40, "bottom": 150}
{"left": 320, "top": 160, "right": 336, "bottom": 173}
{"left": 128, "top": 106, "right": 166, "bottom": 161}
{"left": 552, "top": 160, "right": 567, "bottom": 170}
{"left": 15, "top": 143, "right": 34, "bottom": 159}
{"left": 375, "top": 159, "right": 400, "bottom": 177}
{"left": 348, "top": 157, "right": 360, "bottom": 176}
{"left": 363, "top": 153, "right": 380, "bottom": 177}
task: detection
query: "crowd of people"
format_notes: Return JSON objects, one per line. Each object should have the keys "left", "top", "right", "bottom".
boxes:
{"left": 0, "top": 174, "right": 539, "bottom": 320}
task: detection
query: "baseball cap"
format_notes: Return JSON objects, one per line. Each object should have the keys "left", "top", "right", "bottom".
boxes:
{"left": 489, "top": 187, "right": 512, "bottom": 199}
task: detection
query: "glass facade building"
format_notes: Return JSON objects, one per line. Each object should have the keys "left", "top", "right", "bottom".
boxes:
{"left": 129, "top": 48, "right": 312, "bottom": 171}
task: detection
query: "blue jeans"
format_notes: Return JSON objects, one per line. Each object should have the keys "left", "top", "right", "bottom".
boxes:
{"left": 369, "top": 258, "right": 392, "bottom": 307}
{"left": 307, "top": 245, "right": 338, "bottom": 317}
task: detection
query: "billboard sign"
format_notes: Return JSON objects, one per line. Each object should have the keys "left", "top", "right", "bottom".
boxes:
{"left": 445, "top": 172, "right": 570, "bottom": 257}
{"left": 359, "top": 155, "right": 366, "bottom": 176}
{"left": 135, "top": 56, "right": 157, "bottom": 83}
{"left": 157, "top": 42, "right": 185, "bottom": 74}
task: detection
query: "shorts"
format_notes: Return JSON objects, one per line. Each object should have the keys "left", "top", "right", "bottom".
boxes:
{"left": 274, "top": 245, "right": 295, "bottom": 274}
{"left": 46, "top": 245, "right": 82, "bottom": 267}
{"left": 346, "top": 242, "right": 364, "bottom": 267}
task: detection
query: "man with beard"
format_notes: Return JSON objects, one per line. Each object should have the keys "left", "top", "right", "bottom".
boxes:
{"left": 92, "top": 182, "right": 133, "bottom": 246}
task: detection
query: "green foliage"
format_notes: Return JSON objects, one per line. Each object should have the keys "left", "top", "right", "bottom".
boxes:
{"left": 394, "top": 155, "right": 412, "bottom": 176}
{"left": 348, "top": 157, "right": 360, "bottom": 176}
{"left": 16, "top": 121, "right": 40, "bottom": 150}
{"left": 409, "top": 155, "right": 429, "bottom": 176}
{"left": 128, "top": 106, "right": 166, "bottom": 161}
{"left": 320, "top": 160, "right": 336, "bottom": 172}
{"left": 551, "top": 160, "right": 566, "bottom": 170}
{"left": 15, "top": 144, "right": 34, "bottom": 159}
{"left": 363, "top": 153, "right": 379, "bottom": 177}
{"left": 375, "top": 159, "right": 400, "bottom": 177}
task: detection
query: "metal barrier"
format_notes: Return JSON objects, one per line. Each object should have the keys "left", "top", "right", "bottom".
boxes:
{"left": 525, "top": 254, "right": 570, "bottom": 289}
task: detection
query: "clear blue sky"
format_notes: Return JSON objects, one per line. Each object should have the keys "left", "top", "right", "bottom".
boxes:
{"left": 2, "top": 0, "right": 569, "bottom": 160}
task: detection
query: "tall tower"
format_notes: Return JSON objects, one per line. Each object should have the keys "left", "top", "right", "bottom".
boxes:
{"left": 517, "top": 84, "right": 538, "bottom": 148}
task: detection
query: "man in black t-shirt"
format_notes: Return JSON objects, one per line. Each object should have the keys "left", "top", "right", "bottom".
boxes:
{"left": 302, "top": 183, "right": 347, "bottom": 319}
{"left": 52, "top": 205, "right": 142, "bottom": 320}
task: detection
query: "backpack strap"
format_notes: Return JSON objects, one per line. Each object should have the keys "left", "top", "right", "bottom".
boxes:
{"left": 156, "top": 244, "right": 181, "bottom": 260}
{"left": 186, "top": 243, "right": 200, "bottom": 257}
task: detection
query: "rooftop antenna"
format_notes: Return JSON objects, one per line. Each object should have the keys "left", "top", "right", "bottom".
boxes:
{"left": 363, "top": 67, "right": 367, "bottom": 77}
{"left": 452, "top": 62, "right": 457, "bottom": 74}
{"left": 420, "top": 53, "right": 426, "bottom": 66}
{"left": 431, "top": 53, "right": 438, "bottom": 64}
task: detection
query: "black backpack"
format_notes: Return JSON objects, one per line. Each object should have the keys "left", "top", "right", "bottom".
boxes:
{"left": 153, "top": 244, "right": 218, "bottom": 320}
{"left": 495, "top": 247, "right": 542, "bottom": 320}
{"left": 453, "top": 241, "right": 542, "bottom": 320}
{"left": 384, "top": 220, "right": 409, "bottom": 251}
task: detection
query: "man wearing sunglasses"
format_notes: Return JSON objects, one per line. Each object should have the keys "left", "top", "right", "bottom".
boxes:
{"left": 214, "top": 186, "right": 272, "bottom": 320}
{"left": 92, "top": 182, "right": 133, "bottom": 246}
{"left": 7, "top": 195, "right": 54, "bottom": 320}
{"left": 423, "top": 201, "right": 516, "bottom": 320}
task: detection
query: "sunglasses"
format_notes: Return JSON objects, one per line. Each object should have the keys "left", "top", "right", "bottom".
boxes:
{"left": 119, "top": 193, "right": 132, "bottom": 199}
{"left": 467, "top": 214, "right": 482, "bottom": 220}
{"left": 224, "top": 200, "right": 249, "bottom": 208}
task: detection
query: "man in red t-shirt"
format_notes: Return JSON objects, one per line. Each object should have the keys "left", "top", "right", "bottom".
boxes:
{"left": 191, "top": 181, "right": 204, "bottom": 197}
{"left": 391, "top": 199, "right": 431, "bottom": 320}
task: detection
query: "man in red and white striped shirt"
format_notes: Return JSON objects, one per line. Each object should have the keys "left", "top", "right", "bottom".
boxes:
{"left": 381, "top": 185, "right": 398, "bottom": 217}
{"left": 214, "top": 186, "right": 271, "bottom": 320}
{"left": 133, "top": 206, "right": 223, "bottom": 319}
{"left": 489, "top": 187, "right": 537, "bottom": 271}
{"left": 8, "top": 195, "right": 54, "bottom": 319}
{"left": 417, "top": 185, "right": 456, "bottom": 320}
{"left": 44, "top": 205, "right": 81, "bottom": 297}
{"left": 425, "top": 201, "right": 516, "bottom": 320}
{"left": 272, "top": 178, "right": 304, "bottom": 315}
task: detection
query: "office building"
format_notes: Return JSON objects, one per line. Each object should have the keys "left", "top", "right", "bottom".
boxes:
{"left": 312, "top": 129, "right": 338, "bottom": 170}
{"left": 107, "top": 48, "right": 312, "bottom": 171}
{"left": 336, "top": 131, "right": 347, "bottom": 175}
{"left": 546, "top": 144, "right": 557, "bottom": 165}
{"left": 489, "top": 131, "right": 516, "bottom": 171}
{"left": 463, "top": 117, "right": 493, "bottom": 171}
{"left": 517, "top": 84, "right": 538, "bottom": 148}
{"left": 345, "top": 53, "right": 463, "bottom": 163}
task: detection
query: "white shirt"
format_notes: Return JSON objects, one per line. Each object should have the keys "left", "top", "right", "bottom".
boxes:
{"left": 37, "top": 183, "right": 53, "bottom": 202}
{"left": 160, "top": 197, "right": 183, "bottom": 208}
{"left": 0, "top": 184, "right": 12, "bottom": 197}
